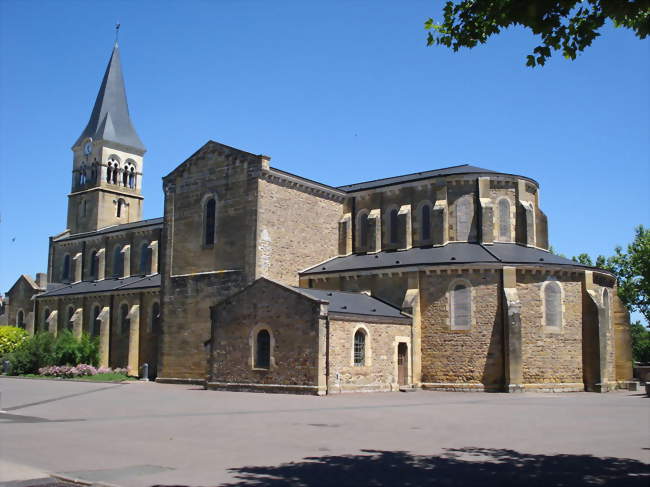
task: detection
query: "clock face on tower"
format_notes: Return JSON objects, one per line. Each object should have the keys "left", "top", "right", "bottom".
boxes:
{"left": 84, "top": 141, "right": 93, "bottom": 155}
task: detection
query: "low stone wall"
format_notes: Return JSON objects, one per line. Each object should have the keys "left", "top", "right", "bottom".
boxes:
{"left": 206, "top": 381, "right": 323, "bottom": 395}
{"left": 633, "top": 366, "right": 650, "bottom": 382}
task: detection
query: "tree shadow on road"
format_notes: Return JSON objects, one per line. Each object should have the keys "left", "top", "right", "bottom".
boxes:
{"left": 154, "top": 447, "right": 649, "bottom": 487}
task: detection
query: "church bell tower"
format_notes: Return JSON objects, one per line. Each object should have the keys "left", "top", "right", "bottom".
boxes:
{"left": 67, "top": 42, "right": 146, "bottom": 235}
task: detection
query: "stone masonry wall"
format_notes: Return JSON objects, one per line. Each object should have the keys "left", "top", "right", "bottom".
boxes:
{"left": 209, "top": 279, "right": 321, "bottom": 388}
{"left": 5, "top": 278, "right": 39, "bottom": 329}
{"left": 256, "top": 178, "right": 342, "bottom": 286}
{"left": 159, "top": 271, "right": 244, "bottom": 381}
{"left": 159, "top": 142, "right": 262, "bottom": 381}
{"left": 327, "top": 318, "right": 411, "bottom": 393}
{"left": 517, "top": 271, "right": 583, "bottom": 385}
{"left": 420, "top": 270, "right": 503, "bottom": 389}
{"left": 51, "top": 224, "right": 161, "bottom": 283}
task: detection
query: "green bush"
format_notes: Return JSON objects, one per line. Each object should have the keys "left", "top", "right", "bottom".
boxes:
{"left": 6, "top": 331, "right": 99, "bottom": 375}
{"left": 53, "top": 331, "right": 99, "bottom": 367}
{"left": 0, "top": 326, "right": 29, "bottom": 356}
{"left": 6, "top": 332, "right": 58, "bottom": 375}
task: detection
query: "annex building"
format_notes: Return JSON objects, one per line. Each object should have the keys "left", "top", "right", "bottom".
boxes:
{"left": 2, "top": 43, "right": 634, "bottom": 394}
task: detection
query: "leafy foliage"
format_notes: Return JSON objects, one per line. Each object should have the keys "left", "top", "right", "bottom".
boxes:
{"left": 425, "top": 1, "right": 650, "bottom": 66}
{"left": 6, "top": 332, "right": 58, "bottom": 375}
{"left": 573, "top": 226, "right": 649, "bottom": 322}
{"left": 605, "top": 225, "right": 650, "bottom": 323}
{"left": 630, "top": 321, "right": 650, "bottom": 363}
{"left": 569, "top": 226, "right": 649, "bottom": 323}
{"left": 53, "top": 330, "right": 99, "bottom": 368}
{"left": 0, "top": 326, "right": 28, "bottom": 356}
{"left": 5, "top": 331, "right": 99, "bottom": 375}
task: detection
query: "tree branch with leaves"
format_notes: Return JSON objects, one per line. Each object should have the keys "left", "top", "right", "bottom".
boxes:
{"left": 426, "top": 1, "right": 650, "bottom": 66}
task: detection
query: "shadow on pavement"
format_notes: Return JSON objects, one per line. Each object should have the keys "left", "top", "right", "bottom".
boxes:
{"left": 154, "top": 447, "right": 649, "bottom": 487}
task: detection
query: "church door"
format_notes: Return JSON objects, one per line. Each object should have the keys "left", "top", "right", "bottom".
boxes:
{"left": 397, "top": 342, "right": 408, "bottom": 386}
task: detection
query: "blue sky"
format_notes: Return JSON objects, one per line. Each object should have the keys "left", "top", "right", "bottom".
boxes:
{"left": 1, "top": 1, "right": 648, "bottom": 321}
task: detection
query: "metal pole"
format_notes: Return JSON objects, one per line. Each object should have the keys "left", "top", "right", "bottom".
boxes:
{"left": 140, "top": 363, "right": 149, "bottom": 381}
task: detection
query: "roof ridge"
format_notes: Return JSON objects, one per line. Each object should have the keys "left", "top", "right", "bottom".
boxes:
{"left": 337, "top": 164, "right": 473, "bottom": 189}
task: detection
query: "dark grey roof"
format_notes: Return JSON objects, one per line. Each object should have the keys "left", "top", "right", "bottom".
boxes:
{"left": 74, "top": 44, "right": 145, "bottom": 152}
{"left": 37, "top": 274, "right": 160, "bottom": 298}
{"left": 300, "top": 243, "right": 596, "bottom": 275}
{"left": 337, "top": 164, "right": 537, "bottom": 192}
{"left": 293, "top": 287, "right": 406, "bottom": 319}
{"left": 56, "top": 217, "right": 163, "bottom": 242}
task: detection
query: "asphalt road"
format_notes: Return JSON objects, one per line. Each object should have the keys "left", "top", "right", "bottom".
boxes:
{"left": 0, "top": 378, "right": 648, "bottom": 486}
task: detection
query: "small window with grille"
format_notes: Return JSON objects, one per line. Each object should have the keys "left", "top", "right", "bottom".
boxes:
{"left": 354, "top": 329, "right": 366, "bottom": 366}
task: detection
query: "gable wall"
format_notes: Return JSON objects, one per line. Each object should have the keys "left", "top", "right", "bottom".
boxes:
{"left": 208, "top": 279, "right": 321, "bottom": 388}
{"left": 256, "top": 177, "right": 343, "bottom": 285}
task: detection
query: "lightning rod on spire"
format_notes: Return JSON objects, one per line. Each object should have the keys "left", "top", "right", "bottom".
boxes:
{"left": 115, "top": 22, "right": 121, "bottom": 45}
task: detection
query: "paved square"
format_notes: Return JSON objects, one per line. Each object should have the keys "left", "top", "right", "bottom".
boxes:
{"left": 0, "top": 378, "right": 648, "bottom": 486}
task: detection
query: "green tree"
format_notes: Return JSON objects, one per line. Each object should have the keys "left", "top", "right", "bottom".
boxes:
{"left": 425, "top": 1, "right": 650, "bottom": 66}
{"left": 630, "top": 321, "right": 650, "bottom": 363}
{"left": 569, "top": 225, "right": 649, "bottom": 323}
{"left": 607, "top": 225, "right": 650, "bottom": 323}
{"left": 572, "top": 253, "right": 594, "bottom": 266}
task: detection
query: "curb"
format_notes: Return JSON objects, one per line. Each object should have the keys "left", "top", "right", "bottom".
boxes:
{"left": 0, "top": 376, "right": 130, "bottom": 385}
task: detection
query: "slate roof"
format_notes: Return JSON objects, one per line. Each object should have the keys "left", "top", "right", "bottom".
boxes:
{"left": 55, "top": 217, "right": 163, "bottom": 242}
{"left": 74, "top": 43, "right": 145, "bottom": 152}
{"left": 36, "top": 274, "right": 160, "bottom": 298}
{"left": 300, "top": 243, "right": 598, "bottom": 275}
{"left": 337, "top": 164, "right": 537, "bottom": 192}
{"left": 293, "top": 287, "right": 407, "bottom": 319}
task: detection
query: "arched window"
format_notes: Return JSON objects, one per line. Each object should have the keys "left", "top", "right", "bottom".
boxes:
{"left": 67, "top": 306, "right": 75, "bottom": 330}
{"left": 113, "top": 245, "right": 124, "bottom": 277}
{"left": 43, "top": 308, "right": 50, "bottom": 332}
{"left": 456, "top": 196, "right": 473, "bottom": 241}
{"left": 151, "top": 302, "right": 161, "bottom": 334}
{"left": 106, "top": 163, "right": 112, "bottom": 183}
{"left": 91, "top": 163, "right": 97, "bottom": 183}
{"left": 544, "top": 280, "right": 562, "bottom": 328}
{"left": 204, "top": 198, "right": 216, "bottom": 246}
{"left": 498, "top": 198, "right": 511, "bottom": 241}
{"left": 79, "top": 165, "right": 86, "bottom": 186}
{"left": 389, "top": 208, "right": 399, "bottom": 244}
{"left": 62, "top": 254, "right": 71, "bottom": 281}
{"left": 112, "top": 163, "right": 118, "bottom": 184}
{"left": 255, "top": 329, "right": 271, "bottom": 369}
{"left": 16, "top": 310, "right": 25, "bottom": 329}
{"left": 116, "top": 198, "right": 125, "bottom": 218}
{"left": 128, "top": 167, "right": 136, "bottom": 189}
{"left": 90, "top": 250, "right": 98, "bottom": 280}
{"left": 603, "top": 289, "right": 610, "bottom": 329}
{"left": 92, "top": 305, "right": 101, "bottom": 336}
{"left": 421, "top": 204, "right": 431, "bottom": 241}
{"left": 353, "top": 329, "right": 366, "bottom": 366}
{"left": 357, "top": 211, "right": 369, "bottom": 250}
{"left": 140, "top": 242, "right": 151, "bottom": 275}
{"left": 451, "top": 283, "right": 471, "bottom": 330}
{"left": 122, "top": 167, "right": 128, "bottom": 187}
{"left": 120, "top": 303, "right": 130, "bottom": 335}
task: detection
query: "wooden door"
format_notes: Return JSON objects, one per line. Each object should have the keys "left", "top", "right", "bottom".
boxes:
{"left": 397, "top": 342, "right": 408, "bottom": 386}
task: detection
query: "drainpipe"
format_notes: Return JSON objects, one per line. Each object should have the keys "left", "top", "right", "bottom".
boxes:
{"left": 325, "top": 315, "right": 330, "bottom": 395}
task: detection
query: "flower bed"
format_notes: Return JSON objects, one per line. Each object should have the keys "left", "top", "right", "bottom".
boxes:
{"left": 38, "top": 364, "right": 128, "bottom": 379}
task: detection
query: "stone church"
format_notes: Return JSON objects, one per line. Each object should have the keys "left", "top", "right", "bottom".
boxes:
{"left": 2, "top": 43, "right": 634, "bottom": 394}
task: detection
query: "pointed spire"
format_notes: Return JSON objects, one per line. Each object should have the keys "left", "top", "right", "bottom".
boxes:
{"left": 74, "top": 44, "right": 145, "bottom": 153}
